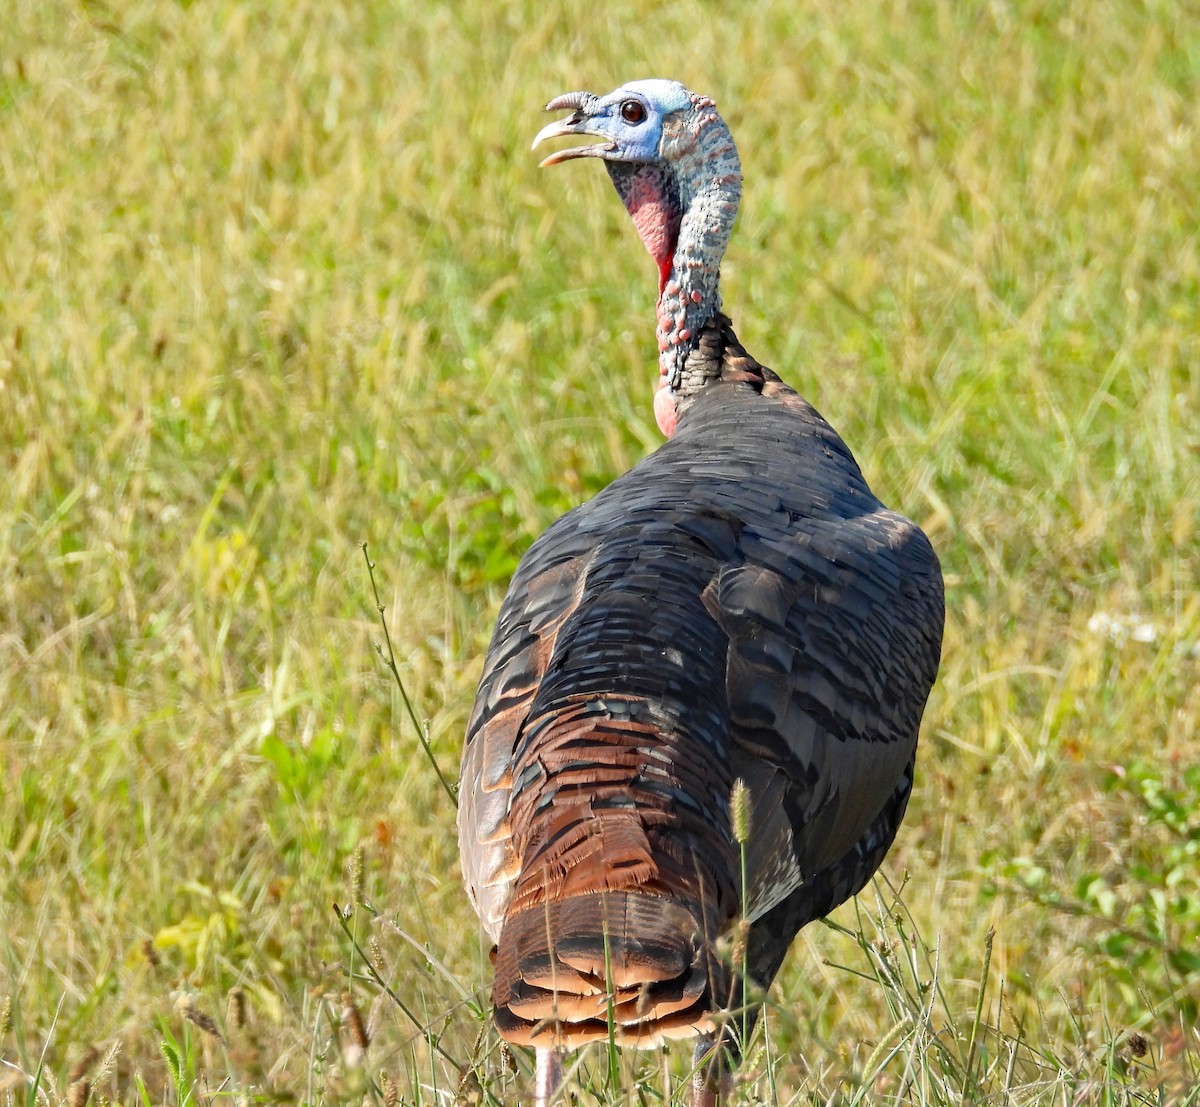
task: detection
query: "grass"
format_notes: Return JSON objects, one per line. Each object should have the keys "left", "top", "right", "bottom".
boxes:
{"left": 1, "top": 0, "right": 1198, "bottom": 1103}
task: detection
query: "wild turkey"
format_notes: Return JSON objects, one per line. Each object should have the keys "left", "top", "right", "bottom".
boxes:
{"left": 457, "top": 79, "right": 944, "bottom": 1106}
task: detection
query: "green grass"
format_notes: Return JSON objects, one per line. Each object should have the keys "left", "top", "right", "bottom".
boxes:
{"left": 2, "top": 0, "right": 1198, "bottom": 1103}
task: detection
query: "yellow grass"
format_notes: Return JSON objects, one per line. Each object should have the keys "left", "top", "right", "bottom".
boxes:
{"left": 1, "top": 1, "right": 1198, "bottom": 1103}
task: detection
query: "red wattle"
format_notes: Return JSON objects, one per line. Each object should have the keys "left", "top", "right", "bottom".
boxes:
{"left": 617, "top": 166, "right": 680, "bottom": 293}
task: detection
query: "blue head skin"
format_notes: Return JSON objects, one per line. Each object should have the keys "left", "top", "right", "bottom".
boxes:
{"left": 531, "top": 79, "right": 694, "bottom": 167}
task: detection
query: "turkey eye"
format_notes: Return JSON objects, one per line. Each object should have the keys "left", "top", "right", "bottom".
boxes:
{"left": 620, "top": 100, "right": 646, "bottom": 124}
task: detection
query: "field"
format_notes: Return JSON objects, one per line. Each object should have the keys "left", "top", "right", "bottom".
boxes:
{"left": 2, "top": 1, "right": 1198, "bottom": 1103}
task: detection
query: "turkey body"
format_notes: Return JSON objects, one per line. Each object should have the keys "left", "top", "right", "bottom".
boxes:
{"left": 456, "top": 79, "right": 944, "bottom": 1101}
{"left": 459, "top": 322, "right": 944, "bottom": 1051}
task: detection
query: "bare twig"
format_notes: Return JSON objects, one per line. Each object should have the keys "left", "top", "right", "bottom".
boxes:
{"left": 361, "top": 542, "right": 457, "bottom": 808}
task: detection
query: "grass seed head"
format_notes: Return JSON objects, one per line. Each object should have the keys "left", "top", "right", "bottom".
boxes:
{"left": 341, "top": 991, "right": 369, "bottom": 1064}
{"left": 182, "top": 1002, "right": 224, "bottom": 1042}
{"left": 228, "top": 987, "right": 247, "bottom": 1031}
{"left": 349, "top": 845, "right": 366, "bottom": 905}
{"left": 95, "top": 1042, "right": 121, "bottom": 1085}
{"left": 1123, "top": 1031, "right": 1149, "bottom": 1059}
{"left": 730, "top": 778, "right": 751, "bottom": 844}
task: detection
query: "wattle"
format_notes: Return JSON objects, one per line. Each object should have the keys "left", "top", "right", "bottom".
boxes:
{"left": 606, "top": 163, "right": 680, "bottom": 294}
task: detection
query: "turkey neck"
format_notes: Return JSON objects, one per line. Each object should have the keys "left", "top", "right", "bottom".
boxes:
{"left": 607, "top": 95, "right": 743, "bottom": 436}
{"left": 655, "top": 101, "right": 742, "bottom": 391}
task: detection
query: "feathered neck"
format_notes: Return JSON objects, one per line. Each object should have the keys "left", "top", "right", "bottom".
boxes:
{"left": 655, "top": 94, "right": 742, "bottom": 383}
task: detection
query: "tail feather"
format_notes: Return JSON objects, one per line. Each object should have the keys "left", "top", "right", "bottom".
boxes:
{"left": 490, "top": 699, "right": 738, "bottom": 1048}
{"left": 492, "top": 890, "right": 727, "bottom": 1048}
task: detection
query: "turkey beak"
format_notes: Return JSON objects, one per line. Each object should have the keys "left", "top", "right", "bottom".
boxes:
{"left": 533, "top": 98, "right": 616, "bottom": 167}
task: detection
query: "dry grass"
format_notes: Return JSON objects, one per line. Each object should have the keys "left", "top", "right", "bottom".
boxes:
{"left": 1, "top": 1, "right": 1198, "bottom": 1103}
